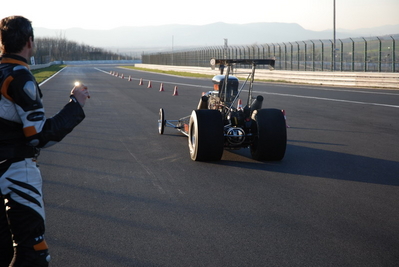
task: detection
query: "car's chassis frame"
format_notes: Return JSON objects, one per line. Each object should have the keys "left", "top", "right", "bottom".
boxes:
{"left": 159, "top": 59, "right": 287, "bottom": 161}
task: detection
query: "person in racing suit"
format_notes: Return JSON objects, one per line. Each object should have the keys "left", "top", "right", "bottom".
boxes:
{"left": 0, "top": 16, "right": 90, "bottom": 266}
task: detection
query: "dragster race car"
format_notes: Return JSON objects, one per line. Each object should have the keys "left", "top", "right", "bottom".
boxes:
{"left": 158, "top": 59, "right": 287, "bottom": 161}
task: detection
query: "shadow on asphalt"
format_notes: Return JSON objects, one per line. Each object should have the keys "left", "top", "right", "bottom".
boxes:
{"left": 216, "top": 144, "right": 399, "bottom": 186}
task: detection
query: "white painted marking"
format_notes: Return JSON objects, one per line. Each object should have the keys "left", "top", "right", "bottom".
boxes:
{"left": 254, "top": 91, "right": 399, "bottom": 109}
{"left": 95, "top": 67, "right": 399, "bottom": 109}
{"left": 38, "top": 67, "right": 67, "bottom": 86}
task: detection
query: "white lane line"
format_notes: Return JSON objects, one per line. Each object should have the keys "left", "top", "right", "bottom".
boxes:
{"left": 267, "top": 83, "right": 399, "bottom": 96}
{"left": 96, "top": 68, "right": 399, "bottom": 109}
{"left": 95, "top": 67, "right": 210, "bottom": 89}
{"left": 254, "top": 91, "right": 399, "bottom": 109}
{"left": 38, "top": 67, "right": 67, "bottom": 86}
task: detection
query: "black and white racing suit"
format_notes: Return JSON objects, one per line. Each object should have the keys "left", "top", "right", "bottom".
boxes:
{"left": 0, "top": 54, "right": 85, "bottom": 266}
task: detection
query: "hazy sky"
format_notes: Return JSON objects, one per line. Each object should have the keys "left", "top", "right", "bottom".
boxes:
{"left": 1, "top": 0, "right": 398, "bottom": 31}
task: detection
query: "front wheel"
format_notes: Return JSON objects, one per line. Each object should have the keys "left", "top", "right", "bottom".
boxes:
{"left": 158, "top": 108, "right": 165, "bottom": 135}
{"left": 250, "top": 109, "right": 287, "bottom": 161}
{"left": 188, "top": 110, "right": 224, "bottom": 161}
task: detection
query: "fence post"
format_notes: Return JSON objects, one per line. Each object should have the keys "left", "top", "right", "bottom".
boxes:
{"left": 272, "top": 43, "right": 276, "bottom": 58}
{"left": 310, "top": 40, "right": 315, "bottom": 71}
{"left": 283, "top": 43, "right": 287, "bottom": 70}
{"left": 204, "top": 48, "right": 208, "bottom": 67}
{"left": 377, "top": 37, "right": 382, "bottom": 72}
{"left": 198, "top": 49, "right": 202, "bottom": 66}
{"left": 329, "top": 40, "right": 334, "bottom": 71}
{"left": 295, "top": 42, "right": 300, "bottom": 70}
{"left": 391, "top": 36, "right": 396, "bottom": 72}
{"left": 362, "top": 37, "right": 368, "bottom": 72}
{"left": 339, "top": 39, "right": 343, "bottom": 71}
{"left": 350, "top": 38, "right": 355, "bottom": 71}
{"left": 248, "top": 45, "right": 252, "bottom": 59}
{"left": 319, "top": 40, "right": 324, "bottom": 71}
{"left": 267, "top": 44, "right": 271, "bottom": 58}
{"left": 262, "top": 44, "right": 267, "bottom": 59}
{"left": 289, "top": 42, "right": 293, "bottom": 70}
{"left": 262, "top": 44, "right": 266, "bottom": 58}
{"left": 302, "top": 41, "right": 307, "bottom": 71}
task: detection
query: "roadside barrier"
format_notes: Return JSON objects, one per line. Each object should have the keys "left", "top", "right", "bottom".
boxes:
{"left": 135, "top": 64, "right": 399, "bottom": 89}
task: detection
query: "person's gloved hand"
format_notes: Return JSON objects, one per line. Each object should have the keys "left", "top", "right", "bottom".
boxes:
{"left": 70, "top": 82, "right": 90, "bottom": 107}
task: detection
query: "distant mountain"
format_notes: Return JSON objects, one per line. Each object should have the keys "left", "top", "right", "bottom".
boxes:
{"left": 34, "top": 22, "right": 399, "bottom": 53}
{"left": 338, "top": 24, "right": 399, "bottom": 36}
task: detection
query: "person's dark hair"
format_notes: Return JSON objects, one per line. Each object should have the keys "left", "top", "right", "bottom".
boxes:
{"left": 0, "top": 16, "right": 34, "bottom": 54}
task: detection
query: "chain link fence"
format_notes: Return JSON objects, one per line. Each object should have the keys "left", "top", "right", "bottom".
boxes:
{"left": 142, "top": 35, "right": 398, "bottom": 72}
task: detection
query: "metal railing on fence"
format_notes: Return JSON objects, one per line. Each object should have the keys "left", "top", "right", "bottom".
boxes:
{"left": 142, "top": 35, "right": 398, "bottom": 72}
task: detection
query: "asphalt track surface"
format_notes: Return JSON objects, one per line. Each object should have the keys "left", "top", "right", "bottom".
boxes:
{"left": 38, "top": 65, "right": 399, "bottom": 266}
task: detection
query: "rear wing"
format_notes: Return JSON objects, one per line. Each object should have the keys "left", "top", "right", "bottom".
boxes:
{"left": 210, "top": 58, "right": 275, "bottom": 106}
{"left": 210, "top": 58, "right": 275, "bottom": 69}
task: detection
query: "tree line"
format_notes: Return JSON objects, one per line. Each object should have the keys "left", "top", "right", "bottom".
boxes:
{"left": 34, "top": 36, "right": 136, "bottom": 64}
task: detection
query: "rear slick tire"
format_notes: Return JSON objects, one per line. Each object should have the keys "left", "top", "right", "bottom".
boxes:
{"left": 188, "top": 110, "right": 224, "bottom": 161}
{"left": 250, "top": 109, "right": 287, "bottom": 161}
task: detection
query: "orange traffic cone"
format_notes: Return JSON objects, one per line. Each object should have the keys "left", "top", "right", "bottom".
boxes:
{"left": 110, "top": 71, "right": 113, "bottom": 75}
{"left": 173, "top": 86, "right": 178, "bottom": 96}
{"left": 128, "top": 75, "right": 132, "bottom": 81}
{"left": 237, "top": 99, "right": 243, "bottom": 111}
{"left": 139, "top": 78, "right": 143, "bottom": 85}
{"left": 159, "top": 83, "right": 164, "bottom": 91}
{"left": 121, "top": 74, "right": 124, "bottom": 79}
{"left": 147, "top": 81, "right": 152, "bottom": 88}
{"left": 281, "top": 110, "right": 290, "bottom": 128}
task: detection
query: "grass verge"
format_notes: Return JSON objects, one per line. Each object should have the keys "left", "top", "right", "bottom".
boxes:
{"left": 122, "top": 66, "right": 215, "bottom": 79}
{"left": 32, "top": 65, "right": 66, "bottom": 84}
{"left": 121, "top": 66, "right": 291, "bottom": 84}
{"left": 30, "top": 64, "right": 291, "bottom": 86}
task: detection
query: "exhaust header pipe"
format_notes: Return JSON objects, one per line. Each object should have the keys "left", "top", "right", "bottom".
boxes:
{"left": 250, "top": 95, "right": 264, "bottom": 113}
